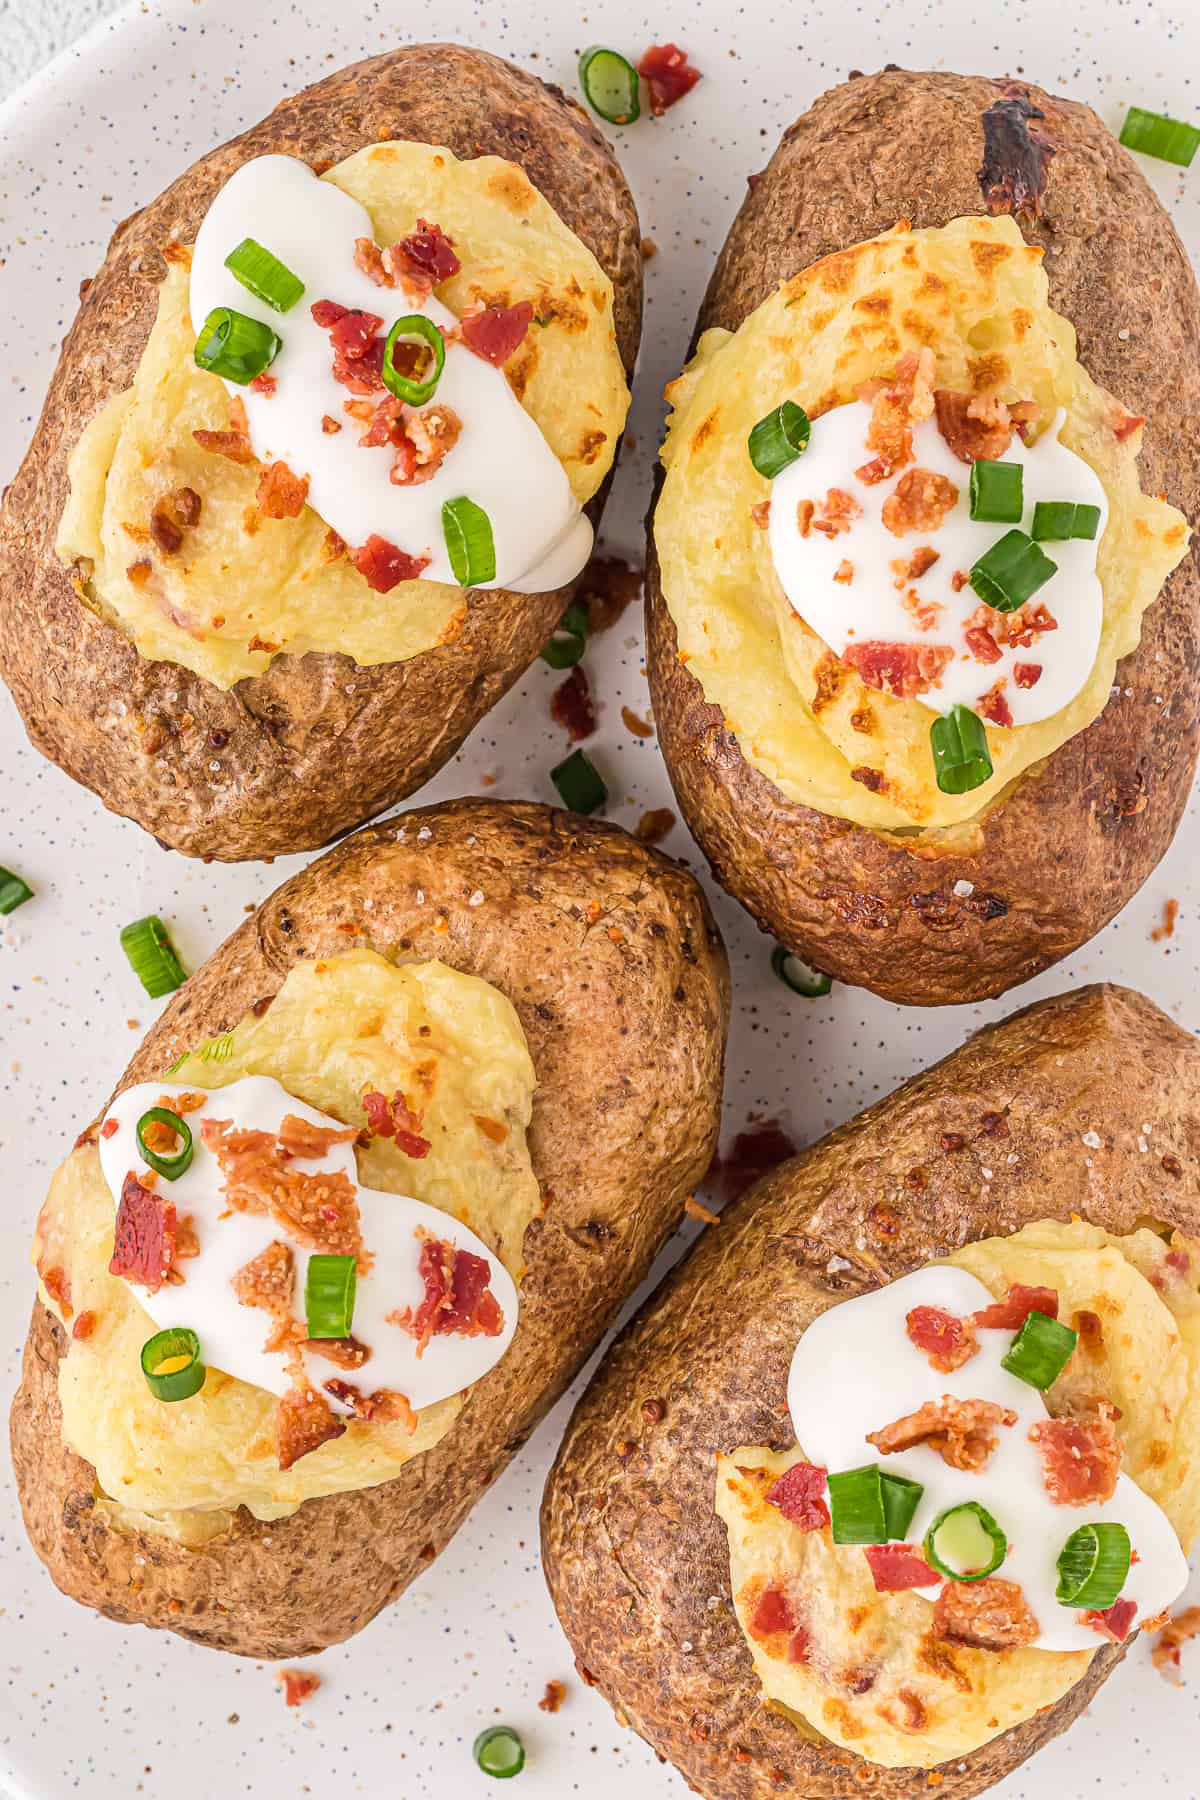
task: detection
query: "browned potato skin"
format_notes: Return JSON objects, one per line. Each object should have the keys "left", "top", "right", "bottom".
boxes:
{"left": 543, "top": 983, "right": 1200, "bottom": 1798}
{"left": 9, "top": 799, "right": 728, "bottom": 1657}
{"left": 0, "top": 46, "right": 643, "bottom": 861}
{"left": 646, "top": 69, "right": 1200, "bottom": 1005}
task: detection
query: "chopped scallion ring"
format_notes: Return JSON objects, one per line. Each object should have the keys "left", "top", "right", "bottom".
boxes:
{"left": 969, "top": 459, "right": 1024, "bottom": 524}
{"left": 1030, "top": 500, "right": 1101, "bottom": 542}
{"left": 1056, "top": 1522, "right": 1132, "bottom": 1609}
{"left": 924, "top": 1502, "right": 1007, "bottom": 1582}
{"left": 541, "top": 599, "right": 589, "bottom": 669}
{"left": 224, "top": 237, "right": 305, "bottom": 312}
{"left": 382, "top": 314, "right": 445, "bottom": 405}
{"left": 1001, "top": 1310, "right": 1078, "bottom": 1389}
{"left": 442, "top": 496, "right": 496, "bottom": 587}
{"left": 1119, "top": 106, "right": 1200, "bottom": 168}
{"left": 305, "top": 1254, "right": 357, "bottom": 1340}
{"left": 550, "top": 748, "right": 607, "bottom": 816}
{"left": 969, "top": 528, "right": 1057, "bottom": 612}
{"left": 930, "top": 704, "right": 994, "bottom": 796}
{"left": 827, "top": 1465, "right": 889, "bottom": 1545}
{"left": 578, "top": 45, "right": 642, "bottom": 124}
{"left": 120, "top": 915, "right": 188, "bottom": 998}
{"left": 0, "top": 866, "right": 33, "bottom": 915}
{"left": 135, "top": 1106, "right": 194, "bottom": 1181}
{"left": 141, "top": 1326, "right": 206, "bottom": 1402}
{"left": 748, "top": 400, "right": 812, "bottom": 479}
{"left": 193, "top": 305, "right": 281, "bottom": 384}
{"left": 473, "top": 1726, "right": 526, "bottom": 1780}
{"left": 880, "top": 1472, "right": 924, "bottom": 1542}
{"left": 771, "top": 944, "right": 832, "bottom": 998}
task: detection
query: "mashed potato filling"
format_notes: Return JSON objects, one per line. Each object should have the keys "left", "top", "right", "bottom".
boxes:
{"left": 717, "top": 1220, "right": 1200, "bottom": 1768}
{"left": 657, "top": 216, "right": 1189, "bottom": 832}
{"left": 34, "top": 950, "right": 540, "bottom": 1539}
{"left": 56, "top": 141, "right": 629, "bottom": 687}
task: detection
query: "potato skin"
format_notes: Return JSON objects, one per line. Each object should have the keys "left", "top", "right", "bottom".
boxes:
{"left": 542, "top": 983, "right": 1200, "bottom": 1798}
{"left": 9, "top": 799, "right": 728, "bottom": 1656}
{"left": 646, "top": 68, "right": 1200, "bottom": 1005}
{"left": 0, "top": 46, "right": 642, "bottom": 860}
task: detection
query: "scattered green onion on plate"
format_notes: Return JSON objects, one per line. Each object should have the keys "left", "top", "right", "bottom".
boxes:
{"left": 1119, "top": 106, "right": 1200, "bottom": 168}
{"left": 578, "top": 45, "right": 641, "bottom": 124}
{"left": 141, "top": 1326, "right": 206, "bottom": 1402}
{"left": 135, "top": 1107, "right": 194, "bottom": 1181}
{"left": 924, "top": 1501, "right": 1007, "bottom": 1582}
{"left": 305, "top": 1254, "right": 358, "bottom": 1340}
{"left": 541, "top": 599, "right": 590, "bottom": 669}
{"left": 0, "top": 866, "right": 33, "bottom": 915}
{"left": 1030, "top": 500, "right": 1101, "bottom": 542}
{"left": 930, "top": 704, "right": 994, "bottom": 796}
{"left": 382, "top": 314, "right": 446, "bottom": 405}
{"left": 473, "top": 1726, "right": 526, "bottom": 1780}
{"left": 748, "top": 400, "right": 811, "bottom": 479}
{"left": 1056, "top": 1521, "right": 1131, "bottom": 1609}
{"left": 550, "top": 748, "right": 607, "bottom": 815}
{"left": 770, "top": 944, "right": 832, "bottom": 998}
{"left": 193, "top": 305, "right": 281, "bottom": 383}
{"left": 969, "top": 528, "right": 1057, "bottom": 612}
{"left": 969, "top": 459, "right": 1024, "bottom": 524}
{"left": 120, "top": 915, "right": 188, "bottom": 998}
{"left": 442, "top": 496, "right": 496, "bottom": 587}
{"left": 1001, "top": 1310, "right": 1078, "bottom": 1389}
{"left": 224, "top": 237, "right": 305, "bottom": 312}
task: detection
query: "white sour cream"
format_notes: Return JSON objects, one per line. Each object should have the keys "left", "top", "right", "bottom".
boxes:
{"left": 768, "top": 403, "right": 1107, "bottom": 726}
{"left": 98, "top": 1077, "right": 518, "bottom": 1414}
{"left": 189, "top": 154, "right": 592, "bottom": 591}
{"left": 786, "top": 1265, "right": 1187, "bottom": 1653}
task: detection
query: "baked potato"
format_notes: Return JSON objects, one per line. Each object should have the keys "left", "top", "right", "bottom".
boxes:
{"left": 10, "top": 797, "right": 729, "bottom": 1656}
{"left": 543, "top": 982, "right": 1200, "bottom": 1797}
{"left": 646, "top": 68, "right": 1199, "bottom": 1005}
{"left": 0, "top": 44, "right": 642, "bottom": 860}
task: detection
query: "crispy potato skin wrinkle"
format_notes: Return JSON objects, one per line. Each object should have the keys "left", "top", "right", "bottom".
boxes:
{"left": 0, "top": 45, "right": 643, "bottom": 860}
{"left": 645, "top": 68, "right": 1200, "bottom": 1005}
{"left": 542, "top": 983, "right": 1200, "bottom": 1799}
{"left": 10, "top": 800, "right": 729, "bottom": 1656}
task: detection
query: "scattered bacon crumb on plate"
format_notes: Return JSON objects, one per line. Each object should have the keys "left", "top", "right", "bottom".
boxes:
{"left": 637, "top": 43, "right": 702, "bottom": 114}
{"left": 538, "top": 1678, "right": 567, "bottom": 1713}
{"left": 278, "top": 1668, "right": 321, "bottom": 1707}
{"left": 1152, "top": 897, "right": 1179, "bottom": 942}
{"left": 1152, "top": 1605, "right": 1200, "bottom": 1682}
{"left": 683, "top": 1194, "right": 721, "bottom": 1225}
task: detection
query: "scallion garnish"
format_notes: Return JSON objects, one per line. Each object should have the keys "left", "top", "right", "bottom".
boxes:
{"left": 1001, "top": 1310, "right": 1078, "bottom": 1389}
{"left": 748, "top": 400, "right": 811, "bottom": 479}
{"left": 969, "top": 459, "right": 1024, "bottom": 523}
{"left": 880, "top": 1472, "right": 924, "bottom": 1541}
{"left": 135, "top": 1106, "right": 194, "bottom": 1181}
{"left": 224, "top": 238, "right": 305, "bottom": 312}
{"left": 541, "top": 600, "right": 589, "bottom": 669}
{"left": 930, "top": 704, "right": 994, "bottom": 795}
{"left": 1030, "top": 500, "right": 1101, "bottom": 542}
{"left": 0, "top": 866, "right": 33, "bottom": 915}
{"left": 969, "top": 528, "right": 1057, "bottom": 612}
{"left": 828, "top": 1465, "right": 888, "bottom": 1545}
{"left": 382, "top": 314, "right": 445, "bottom": 406}
{"left": 442, "top": 496, "right": 496, "bottom": 587}
{"left": 1056, "top": 1522, "right": 1132, "bottom": 1609}
{"left": 120, "top": 915, "right": 188, "bottom": 998}
{"left": 141, "top": 1326, "right": 206, "bottom": 1402}
{"left": 771, "top": 944, "right": 832, "bottom": 998}
{"left": 550, "top": 748, "right": 607, "bottom": 815}
{"left": 578, "top": 46, "right": 642, "bottom": 124}
{"left": 1119, "top": 106, "right": 1200, "bottom": 168}
{"left": 305, "top": 1254, "right": 357, "bottom": 1340}
{"left": 924, "top": 1502, "right": 1007, "bottom": 1582}
{"left": 193, "top": 306, "right": 281, "bottom": 384}
{"left": 473, "top": 1726, "right": 526, "bottom": 1780}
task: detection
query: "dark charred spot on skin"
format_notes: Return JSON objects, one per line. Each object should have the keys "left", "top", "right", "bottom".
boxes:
{"left": 819, "top": 888, "right": 891, "bottom": 931}
{"left": 940, "top": 1131, "right": 967, "bottom": 1153}
{"left": 978, "top": 94, "right": 1055, "bottom": 220}
{"left": 905, "top": 1167, "right": 929, "bottom": 1192}
{"left": 979, "top": 1111, "right": 1009, "bottom": 1139}
{"left": 251, "top": 994, "right": 274, "bottom": 1019}
{"left": 869, "top": 1202, "right": 902, "bottom": 1240}
{"left": 1162, "top": 1154, "right": 1183, "bottom": 1178}
{"left": 850, "top": 765, "right": 886, "bottom": 793}
{"left": 909, "top": 889, "right": 1009, "bottom": 930}
{"left": 641, "top": 1396, "right": 667, "bottom": 1424}
{"left": 812, "top": 650, "right": 849, "bottom": 716}
{"left": 1103, "top": 770, "right": 1149, "bottom": 821}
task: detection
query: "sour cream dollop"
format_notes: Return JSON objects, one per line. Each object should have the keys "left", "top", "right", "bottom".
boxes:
{"left": 98, "top": 1077, "right": 518, "bottom": 1414}
{"left": 189, "top": 154, "right": 592, "bottom": 592}
{"left": 786, "top": 1264, "right": 1187, "bottom": 1653}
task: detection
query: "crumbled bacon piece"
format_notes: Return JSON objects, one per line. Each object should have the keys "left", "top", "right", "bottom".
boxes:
{"left": 397, "top": 404, "right": 463, "bottom": 485}
{"left": 1029, "top": 1402, "right": 1121, "bottom": 1505}
{"left": 360, "top": 1088, "right": 431, "bottom": 1158}
{"left": 201, "top": 1119, "right": 363, "bottom": 1262}
{"left": 100, "top": 1117, "right": 120, "bottom": 1139}
{"left": 308, "top": 1334, "right": 371, "bottom": 1370}
{"left": 1152, "top": 1606, "right": 1200, "bottom": 1681}
{"left": 906, "top": 1305, "right": 979, "bottom": 1373}
{"left": 965, "top": 601, "right": 1057, "bottom": 651}
{"left": 934, "top": 1578, "right": 1039, "bottom": 1650}
{"left": 550, "top": 666, "right": 597, "bottom": 742}
{"left": 250, "top": 372, "right": 277, "bottom": 396}
{"left": 974, "top": 1284, "right": 1059, "bottom": 1330}
{"left": 1013, "top": 661, "right": 1042, "bottom": 689}
{"left": 256, "top": 462, "right": 309, "bottom": 519}
{"left": 900, "top": 585, "right": 942, "bottom": 632}
{"left": 109, "top": 1172, "right": 176, "bottom": 1293}
{"left": 965, "top": 625, "right": 1003, "bottom": 665}
{"left": 751, "top": 500, "right": 771, "bottom": 530}
{"left": 279, "top": 1669, "right": 321, "bottom": 1707}
{"left": 764, "top": 1462, "right": 829, "bottom": 1532}
{"left": 810, "top": 486, "right": 863, "bottom": 539}
{"left": 933, "top": 389, "right": 1020, "bottom": 463}
{"left": 867, "top": 1395, "right": 1016, "bottom": 1471}
{"left": 905, "top": 545, "right": 940, "bottom": 581}
{"left": 978, "top": 681, "right": 1013, "bottom": 728}
{"left": 834, "top": 559, "right": 853, "bottom": 584}
{"left": 575, "top": 555, "right": 641, "bottom": 634}
{"left": 320, "top": 306, "right": 387, "bottom": 394}
{"left": 321, "top": 414, "right": 342, "bottom": 434}
{"left": 324, "top": 1382, "right": 416, "bottom": 1428}
{"left": 388, "top": 1238, "right": 504, "bottom": 1356}
{"left": 232, "top": 1240, "right": 297, "bottom": 1351}
{"left": 396, "top": 220, "right": 460, "bottom": 284}
{"left": 310, "top": 299, "right": 349, "bottom": 328}
{"left": 856, "top": 456, "right": 893, "bottom": 486}
{"left": 539, "top": 1680, "right": 567, "bottom": 1714}
{"left": 276, "top": 1380, "right": 346, "bottom": 1470}
{"left": 460, "top": 301, "right": 534, "bottom": 367}
{"left": 350, "top": 535, "right": 431, "bottom": 592}
{"left": 857, "top": 348, "right": 935, "bottom": 478}
{"left": 864, "top": 1544, "right": 939, "bottom": 1592}
{"left": 637, "top": 42, "right": 701, "bottom": 114}
{"left": 277, "top": 1115, "right": 359, "bottom": 1159}
{"left": 881, "top": 468, "right": 959, "bottom": 537}
{"left": 1084, "top": 1598, "right": 1138, "bottom": 1643}
{"left": 173, "top": 1213, "right": 200, "bottom": 1263}
{"left": 150, "top": 486, "right": 202, "bottom": 556}
{"left": 192, "top": 427, "right": 255, "bottom": 464}
{"left": 796, "top": 499, "right": 814, "bottom": 537}
{"left": 843, "top": 640, "right": 954, "bottom": 699}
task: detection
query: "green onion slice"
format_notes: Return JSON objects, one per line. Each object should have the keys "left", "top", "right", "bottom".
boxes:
{"left": 1056, "top": 1522, "right": 1132, "bottom": 1609}
{"left": 1119, "top": 106, "right": 1200, "bottom": 168}
{"left": 880, "top": 1472, "right": 925, "bottom": 1541}
{"left": 473, "top": 1726, "right": 526, "bottom": 1780}
{"left": 578, "top": 45, "right": 642, "bottom": 124}
{"left": 1030, "top": 500, "right": 1101, "bottom": 542}
{"left": 930, "top": 704, "right": 994, "bottom": 796}
{"left": 771, "top": 944, "right": 832, "bottom": 998}
{"left": 969, "top": 528, "right": 1057, "bottom": 612}
{"left": 224, "top": 237, "right": 305, "bottom": 312}
{"left": 193, "top": 305, "right": 281, "bottom": 384}
{"left": 382, "top": 313, "right": 445, "bottom": 405}
{"left": 550, "top": 748, "right": 607, "bottom": 816}
{"left": 120, "top": 915, "right": 188, "bottom": 999}
{"left": 1000, "top": 1310, "right": 1078, "bottom": 1389}
{"left": 924, "top": 1502, "right": 1007, "bottom": 1582}
{"left": 828, "top": 1465, "right": 889, "bottom": 1545}
{"left": 969, "top": 459, "right": 1024, "bottom": 524}
{"left": 541, "top": 599, "right": 589, "bottom": 669}
{"left": 442, "top": 496, "right": 496, "bottom": 587}
{"left": 748, "top": 400, "right": 812, "bottom": 479}
{"left": 305, "top": 1254, "right": 357, "bottom": 1340}
{"left": 136, "top": 1107, "right": 195, "bottom": 1181}
{"left": 141, "top": 1326, "right": 206, "bottom": 1402}
{"left": 0, "top": 866, "right": 33, "bottom": 915}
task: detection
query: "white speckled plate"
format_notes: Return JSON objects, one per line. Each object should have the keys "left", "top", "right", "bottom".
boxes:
{"left": 1, "top": 3, "right": 1198, "bottom": 1796}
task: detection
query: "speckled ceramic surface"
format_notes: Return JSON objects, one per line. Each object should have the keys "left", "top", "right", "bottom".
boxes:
{"left": 1, "top": 2, "right": 1198, "bottom": 1795}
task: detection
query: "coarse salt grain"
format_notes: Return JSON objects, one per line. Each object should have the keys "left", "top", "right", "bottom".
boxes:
{"left": 467, "top": 890, "right": 484, "bottom": 907}
{"left": 953, "top": 879, "right": 974, "bottom": 898}
{"left": 1082, "top": 1130, "right": 1102, "bottom": 1149}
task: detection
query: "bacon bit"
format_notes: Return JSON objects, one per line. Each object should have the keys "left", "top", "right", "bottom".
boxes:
{"left": 834, "top": 559, "right": 854, "bottom": 584}
{"left": 399, "top": 404, "right": 463, "bottom": 483}
{"left": 307, "top": 1334, "right": 371, "bottom": 1370}
{"left": 279, "top": 1669, "right": 321, "bottom": 1707}
{"left": 202, "top": 1121, "right": 363, "bottom": 1263}
{"left": 764, "top": 1462, "right": 829, "bottom": 1531}
{"left": 714, "top": 1121, "right": 798, "bottom": 1201}
{"left": 682, "top": 1194, "right": 720, "bottom": 1226}
{"left": 461, "top": 301, "right": 534, "bottom": 367}
{"left": 192, "top": 426, "right": 255, "bottom": 464}
{"left": 634, "top": 807, "right": 676, "bottom": 846}
{"left": 277, "top": 1381, "right": 346, "bottom": 1470}
{"left": 1152, "top": 898, "right": 1180, "bottom": 944}
{"left": 351, "top": 535, "right": 431, "bottom": 592}
{"left": 41, "top": 1265, "right": 73, "bottom": 1319}
{"left": 621, "top": 705, "right": 654, "bottom": 738}
{"left": 325, "top": 307, "right": 387, "bottom": 394}
{"left": 72, "top": 1310, "right": 98, "bottom": 1341}
{"left": 748, "top": 1585, "right": 809, "bottom": 1663}
{"left": 173, "top": 1213, "right": 200, "bottom": 1262}
{"left": 867, "top": 1395, "right": 1016, "bottom": 1471}
{"left": 882, "top": 468, "right": 959, "bottom": 537}
{"left": 109, "top": 1173, "right": 176, "bottom": 1293}
{"left": 796, "top": 498, "right": 815, "bottom": 537}
{"left": 1029, "top": 1403, "right": 1121, "bottom": 1505}
{"left": 324, "top": 1378, "right": 414, "bottom": 1426}
{"left": 277, "top": 1115, "right": 359, "bottom": 1159}
{"left": 250, "top": 372, "right": 277, "bottom": 397}
{"left": 354, "top": 238, "right": 392, "bottom": 287}
{"left": 751, "top": 500, "right": 771, "bottom": 529}
{"left": 1013, "top": 661, "right": 1042, "bottom": 689}
{"left": 396, "top": 220, "right": 460, "bottom": 285}
{"left": 637, "top": 42, "right": 701, "bottom": 113}
{"left": 933, "top": 389, "right": 1021, "bottom": 463}
{"left": 361, "top": 1088, "right": 431, "bottom": 1159}
{"left": 388, "top": 1238, "right": 504, "bottom": 1356}
{"left": 311, "top": 299, "right": 349, "bottom": 328}
{"left": 256, "top": 462, "right": 309, "bottom": 520}
{"left": 906, "top": 545, "right": 940, "bottom": 580}
{"left": 575, "top": 555, "right": 641, "bottom": 634}
{"left": 934, "top": 1578, "right": 1039, "bottom": 1650}
{"left": 977, "top": 680, "right": 1014, "bottom": 728}
{"left": 966, "top": 600, "right": 1057, "bottom": 651}
{"left": 865, "top": 1544, "right": 939, "bottom": 1592}
{"left": 100, "top": 1117, "right": 120, "bottom": 1140}
{"left": 320, "top": 414, "right": 342, "bottom": 436}
{"left": 906, "top": 1305, "right": 979, "bottom": 1373}
{"left": 843, "top": 639, "right": 954, "bottom": 699}
{"left": 810, "top": 486, "right": 863, "bottom": 539}
{"left": 1083, "top": 1597, "right": 1138, "bottom": 1643}
{"left": 231, "top": 1239, "right": 298, "bottom": 1352}
{"left": 856, "top": 456, "right": 892, "bottom": 485}
{"left": 551, "top": 666, "right": 597, "bottom": 742}
{"left": 149, "top": 486, "right": 202, "bottom": 556}
{"left": 974, "top": 1284, "right": 1059, "bottom": 1330}
{"left": 1152, "top": 1607, "right": 1200, "bottom": 1681}
{"left": 900, "top": 585, "right": 942, "bottom": 632}
{"left": 858, "top": 348, "right": 935, "bottom": 478}
{"left": 538, "top": 1680, "right": 567, "bottom": 1714}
